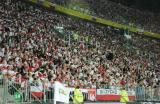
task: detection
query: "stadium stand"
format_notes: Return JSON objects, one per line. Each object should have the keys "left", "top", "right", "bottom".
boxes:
{"left": 0, "top": 0, "right": 159, "bottom": 103}
{"left": 50, "top": 0, "right": 160, "bottom": 34}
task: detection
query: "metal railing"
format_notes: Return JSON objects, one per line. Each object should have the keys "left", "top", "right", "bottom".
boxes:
{"left": 0, "top": 77, "right": 160, "bottom": 104}
{"left": 0, "top": 78, "right": 20, "bottom": 104}
{"left": 0, "top": 78, "right": 46, "bottom": 104}
{"left": 135, "top": 86, "right": 160, "bottom": 102}
{"left": 100, "top": 84, "right": 160, "bottom": 102}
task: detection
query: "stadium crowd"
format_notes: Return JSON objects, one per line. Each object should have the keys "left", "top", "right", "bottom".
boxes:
{"left": 50, "top": 0, "right": 160, "bottom": 33}
{"left": 0, "top": 0, "right": 159, "bottom": 96}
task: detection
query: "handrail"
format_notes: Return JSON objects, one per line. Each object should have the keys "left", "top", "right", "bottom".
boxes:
{"left": 7, "top": 80, "right": 43, "bottom": 104}
{"left": 6, "top": 79, "right": 23, "bottom": 103}
{"left": 1, "top": 77, "right": 160, "bottom": 103}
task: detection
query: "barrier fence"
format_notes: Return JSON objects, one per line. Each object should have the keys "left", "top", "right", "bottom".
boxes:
{"left": 0, "top": 77, "right": 159, "bottom": 104}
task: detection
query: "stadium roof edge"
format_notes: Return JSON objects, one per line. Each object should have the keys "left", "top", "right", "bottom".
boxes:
{"left": 28, "top": 0, "right": 160, "bottom": 39}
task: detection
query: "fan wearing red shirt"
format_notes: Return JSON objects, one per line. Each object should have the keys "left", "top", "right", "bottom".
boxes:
{"left": 120, "top": 78, "right": 126, "bottom": 86}
{"left": 98, "top": 64, "right": 105, "bottom": 75}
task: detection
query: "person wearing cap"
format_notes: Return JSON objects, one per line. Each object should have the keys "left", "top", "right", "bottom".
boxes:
{"left": 120, "top": 87, "right": 129, "bottom": 103}
{"left": 73, "top": 86, "right": 84, "bottom": 104}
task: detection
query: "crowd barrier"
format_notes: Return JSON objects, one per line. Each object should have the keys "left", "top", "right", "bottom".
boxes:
{"left": 0, "top": 78, "right": 159, "bottom": 104}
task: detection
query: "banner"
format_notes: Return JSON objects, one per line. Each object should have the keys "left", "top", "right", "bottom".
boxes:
{"left": 87, "top": 89, "right": 96, "bottom": 101}
{"left": 30, "top": 85, "right": 44, "bottom": 98}
{"left": 30, "top": 86, "right": 43, "bottom": 92}
{"left": 54, "top": 81, "right": 70, "bottom": 104}
{"left": 96, "top": 89, "right": 135, "bottom": 101}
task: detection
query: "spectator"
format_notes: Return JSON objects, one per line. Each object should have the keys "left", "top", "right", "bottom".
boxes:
{"left": 0, "top": 0, "right": 159, "bottom": 92}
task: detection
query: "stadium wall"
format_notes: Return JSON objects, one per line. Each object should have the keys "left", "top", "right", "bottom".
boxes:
{"left": 28, "top": 0, "right": 160, "bottom": 39}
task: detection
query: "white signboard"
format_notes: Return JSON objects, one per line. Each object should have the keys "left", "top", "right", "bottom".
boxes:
{"left": 54, "top": 81, "right": 70, "bottom": 104}
{"left": 97, "top": 89, "right": 135, "bottom": 96}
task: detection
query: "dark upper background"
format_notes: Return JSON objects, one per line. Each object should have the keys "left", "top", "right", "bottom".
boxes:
{"left": 108, "top": 0, "right": 160, "bottom": 13}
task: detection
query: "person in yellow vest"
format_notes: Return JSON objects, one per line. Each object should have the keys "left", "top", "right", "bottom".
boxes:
{"left": 73, "top": 86, "right": 84, "bottom": 104}
{"left": 120, "top": 87, "right": 129, "bottom": 103}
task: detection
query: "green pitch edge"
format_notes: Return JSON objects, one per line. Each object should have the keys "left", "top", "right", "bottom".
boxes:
{"left": 29, "top": 0, "right": 160, "bottom": 39}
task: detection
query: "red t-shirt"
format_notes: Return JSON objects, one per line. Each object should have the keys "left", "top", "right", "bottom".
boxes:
{"left": 120, "top": 80, "right": 126, "bottom": 86}
{"left": 38, "top": 72, "right": 47, "bottom": 78}
{"left": 98, "top": 65, "right": 105, "bottom": 74}
{"left": 26, "top": 66, "right": 35, "bottom": 72}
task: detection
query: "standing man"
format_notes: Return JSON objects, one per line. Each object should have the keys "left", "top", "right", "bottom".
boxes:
{"left": 120, "top": 87, "right": 129, "bottom": 103}
{"left": 73, "top": 86, "right": 84, "bottom": 104}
